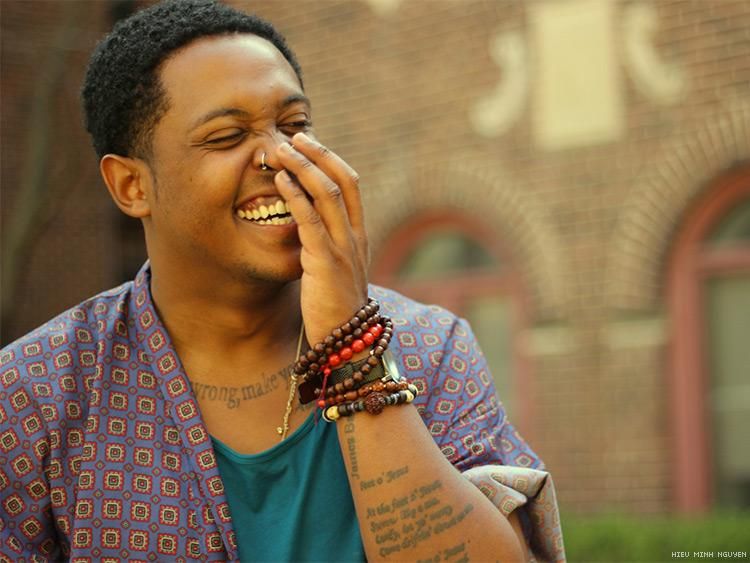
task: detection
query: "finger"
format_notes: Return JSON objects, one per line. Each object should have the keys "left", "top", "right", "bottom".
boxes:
{"left": 274, "top": 168, "right": 333, "bottom": 257}
{"left": 276, "top": 142, "right": 353, "bottom": 249}
{"left": 290, "top": 133, "right": 366, "bottom": 235}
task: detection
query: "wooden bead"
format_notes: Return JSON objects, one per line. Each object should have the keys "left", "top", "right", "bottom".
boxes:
{"left": 351, "top": 317, "right": 361, "bottom": 328}
{"left": 364, "top": 392, "right": 386, "bottom": 415}
{"left": 361, "top": 364, "right": 372, "bottom": 374}
{"left": 344, "top": 391, "right": 358, "bottom": 402}
{"left": 353, "top": 372, "right": 364, "bottom": 383}
{"left": 374, "top": 346, "right": 385, "bottom": 356}
{"left": 314, "top": 343, "right": 325, "bottom": 355}
{"left": 299, "top": 356, "right": 310, "bottom": 368}
{"left": 325, "top": 346, "right": 334, "bottom": 356}
{"left": 336, "top": 394, "right": 345, "bottom": 404}
{"left": 334, "top": 341, "right": 343, "bottom": 350}
{"left": 343, "top": 378, "right": 355, "bottom": 390}
{"left": 324, "top": 335, "right": 335, "bottom": 346}
{"left": 342, "top": 323, "right": 353, "bottom": 335}
{"left": 367, "top": 356, "right": 380, "bottom": 367}
{"left": 353, "top": 328, "right": 363, "bottom": 338}
{"left": 306, "top": 350, "right": 318, "bottom": 362}
{"left": 332, "top": 328, "right": 344, "bottom": 340}
{"left": 377, "top": 338, "right": 388, "bottom": 348}
{"left": 309, "top": 362, "right": 320, "bottom": 373}
{"left": 335, "top": 382, "right": 345, "bottom": 394}
{"left": 357, "top": 310, "right": 368, "bottom": 321}
{"left": 343, "top": 335, "right": 354, "bottom": 345}
{"left": 386, "top": 382, "right": 398, "bottom": 392}
{"left": 373, "top": 382, "right": 385, "bottom": 392}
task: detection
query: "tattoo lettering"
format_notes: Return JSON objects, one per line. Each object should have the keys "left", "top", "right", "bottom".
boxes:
{"left": 190, "top": 366, "right": 290, "bottom": 409}
{"left": 416, "top": 542, "right": 468, "bottom": 563}
{"left": 363, "top": 479, "right": 475, "bottom": 559}
{"left": 360, "top": 465, "right": 409, "bottom": 491}
{"left": 343, "top": 419, "right": 359, "bottom": 479}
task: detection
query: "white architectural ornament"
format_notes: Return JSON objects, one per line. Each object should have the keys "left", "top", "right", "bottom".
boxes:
{"left": 529, "top": 0, "right": 624, "bottom": 150}
{"left": 469, "top": 30, "right": 529, "bottom": 138}
{"left": 623, "top": 3, "right": 688, "bottom": 105}
{"left": 362, "top": 0, "right": 403, "bottom": 17}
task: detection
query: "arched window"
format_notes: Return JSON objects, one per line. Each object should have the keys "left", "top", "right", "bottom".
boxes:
{"left": 667, "top": 166, "right": 750, "bottom": 512}
{"left": 371, "top": 209, "right": 532, "bottom": 432}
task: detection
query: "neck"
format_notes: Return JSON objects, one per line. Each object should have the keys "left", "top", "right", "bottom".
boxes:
{"left": 148, "top": 259, "right": 303, "bottom": 369}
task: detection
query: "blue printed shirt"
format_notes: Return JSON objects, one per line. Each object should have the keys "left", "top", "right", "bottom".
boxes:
{"left": 0, "top": 263, "right": 543, "bottom": 561}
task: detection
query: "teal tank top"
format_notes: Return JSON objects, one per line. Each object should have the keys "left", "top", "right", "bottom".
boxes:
{"left": 212, "top": 413, "right": 365, "bottom": 562}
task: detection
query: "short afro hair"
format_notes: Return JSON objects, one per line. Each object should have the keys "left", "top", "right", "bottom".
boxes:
{"left": 82, "top": 0, "right": 303, "bottom": 159}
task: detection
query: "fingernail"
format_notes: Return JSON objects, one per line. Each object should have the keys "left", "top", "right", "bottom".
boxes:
{"left": 295, "top": 132, "right": 310, "bottom": 143}
{"left": 277, "top": 169, "right": 291, "bottom": 182}
{"left": 280, "top": 142, "right": 294, "bottom": 153}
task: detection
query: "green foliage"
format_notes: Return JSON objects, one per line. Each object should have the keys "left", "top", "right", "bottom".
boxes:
{"left": 561, "top": 512, "right": 750, "bottom": 562}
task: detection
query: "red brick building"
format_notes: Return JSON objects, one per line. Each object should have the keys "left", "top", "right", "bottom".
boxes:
{"left": 2, "top": 0, "right": 749, "bottom": 515}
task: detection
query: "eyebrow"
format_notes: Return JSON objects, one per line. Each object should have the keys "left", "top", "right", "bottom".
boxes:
{"left": 189, "top": 93, "right": 311, "bottom": 131}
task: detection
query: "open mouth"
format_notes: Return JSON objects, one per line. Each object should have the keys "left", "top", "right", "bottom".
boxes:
{"left": 236, "top": 198, "right": 294, "bottom": 226}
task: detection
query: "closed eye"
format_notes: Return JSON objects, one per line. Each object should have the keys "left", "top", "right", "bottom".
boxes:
{"left": 281, "top": 120, "right": 312, "bottom": 133}
{"left": 204, "top": 131, "right": 246, "bottom": 145}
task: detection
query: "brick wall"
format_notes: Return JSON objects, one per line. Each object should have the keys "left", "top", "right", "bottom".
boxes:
{"left": 2, "top": 0, "right": 749, "bottom": 514}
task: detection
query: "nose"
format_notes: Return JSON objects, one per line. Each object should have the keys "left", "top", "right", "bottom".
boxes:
{"left": 254, "top": 129, "right": 289, "bottom": 172}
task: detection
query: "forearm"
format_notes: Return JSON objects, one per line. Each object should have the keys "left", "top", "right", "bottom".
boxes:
{"left": 337, "top": 404, "right": 526, "bottom": 562}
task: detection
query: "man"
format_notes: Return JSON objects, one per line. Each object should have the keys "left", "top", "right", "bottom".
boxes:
{"left": 0, "top": 1, "right": 563, "bottom": 560}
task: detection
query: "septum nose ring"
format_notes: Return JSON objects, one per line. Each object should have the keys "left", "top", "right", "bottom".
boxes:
{"left": 260, "top": 152, "right": 269, "bottom": 171}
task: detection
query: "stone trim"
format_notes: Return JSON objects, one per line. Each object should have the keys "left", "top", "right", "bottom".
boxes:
{"left": 364, "top": 155, "right": 568, "bottom": 320}
{"left": 605, "top": 97, "right": 750, "bottom": 312}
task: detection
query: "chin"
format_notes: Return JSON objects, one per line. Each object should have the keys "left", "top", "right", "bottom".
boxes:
{"left": 237, "top": 259, "right": 303, "bottom": 285}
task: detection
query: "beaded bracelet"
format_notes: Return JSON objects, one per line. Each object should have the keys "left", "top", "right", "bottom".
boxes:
{"left": 321, "top": 384, "right": 419, "bottom": 422}
{"left": 293, "top": 298, "right": 380, "bottom": 380}
{"left": 296, "top": 299, "right": 386, "bottom": 404}
{"left": 314, "top": 316, "right": 393, "bottom": 408}
{"left": 322, "top": 316, "right": 393, "bottom": 398}
{"left": 324, "top": 379, "right": 411, "bottom": 407}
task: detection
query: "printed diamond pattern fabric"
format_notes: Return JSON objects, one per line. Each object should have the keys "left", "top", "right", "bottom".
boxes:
{"left": 1, "top": 263, "right": 548, "bottom": 561}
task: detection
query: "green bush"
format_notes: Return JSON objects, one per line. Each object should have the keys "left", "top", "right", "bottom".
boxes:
{"left": 561, "top": 512, "right": 750, "bottom": 562}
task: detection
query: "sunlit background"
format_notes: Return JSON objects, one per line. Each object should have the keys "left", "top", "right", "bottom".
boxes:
{"left": 2, "top": 0, "right": 749, "bottom": 559}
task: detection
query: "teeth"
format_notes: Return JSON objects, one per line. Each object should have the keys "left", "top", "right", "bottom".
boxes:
{"left": 237, "top": 199, "right": 292, "bottom": 223}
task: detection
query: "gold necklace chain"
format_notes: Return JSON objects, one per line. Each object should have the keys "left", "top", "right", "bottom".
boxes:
{"left": 277, "top": 322, "right": 305, "bottom": 441}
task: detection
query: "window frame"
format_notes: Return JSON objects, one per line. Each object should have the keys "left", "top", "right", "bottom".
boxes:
{"left": 370, "top": 208, "right": 536, "bottom": 438}
{"left": 667, "top": 165, "right": 750, "bottom": 512}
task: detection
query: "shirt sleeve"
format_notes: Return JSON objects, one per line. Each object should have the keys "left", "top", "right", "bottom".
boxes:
{"left": 412, "top": 315, "right": 566, "bottom": 562}
{"left": 0, "top": 352, "right": 61, "bottom": 561}
{"left": 414, "top": 315, "right": 542, "bottom": 472}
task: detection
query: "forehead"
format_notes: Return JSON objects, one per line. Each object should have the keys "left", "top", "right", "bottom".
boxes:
{"left": 157, "top": 34, "right": 303, "bottom": 126}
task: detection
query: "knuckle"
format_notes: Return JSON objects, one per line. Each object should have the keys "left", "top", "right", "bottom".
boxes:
{"left": 316, "top": 144, "right": 331, "bottom": 159}
{"left": 299, "top": 158, "right": 314, "bottom": 170}
{"left": 324, "top": 181, "right": 343, "bottom": 200}
{"left": 302, "top": 208, "right": 323, "bottom": 225}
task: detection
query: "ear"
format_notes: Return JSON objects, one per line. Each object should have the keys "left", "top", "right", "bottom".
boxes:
{"left": 100, "top": 154, "right": 153, "bottom": 218}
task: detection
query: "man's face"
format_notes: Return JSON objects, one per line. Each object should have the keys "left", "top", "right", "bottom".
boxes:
{"left": 144, "top": 34, "right": 311, "bottom": 286}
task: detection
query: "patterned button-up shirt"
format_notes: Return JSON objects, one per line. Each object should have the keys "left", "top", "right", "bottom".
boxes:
{"left": 0, "top": 263, "right": 545, "bottom": 561}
